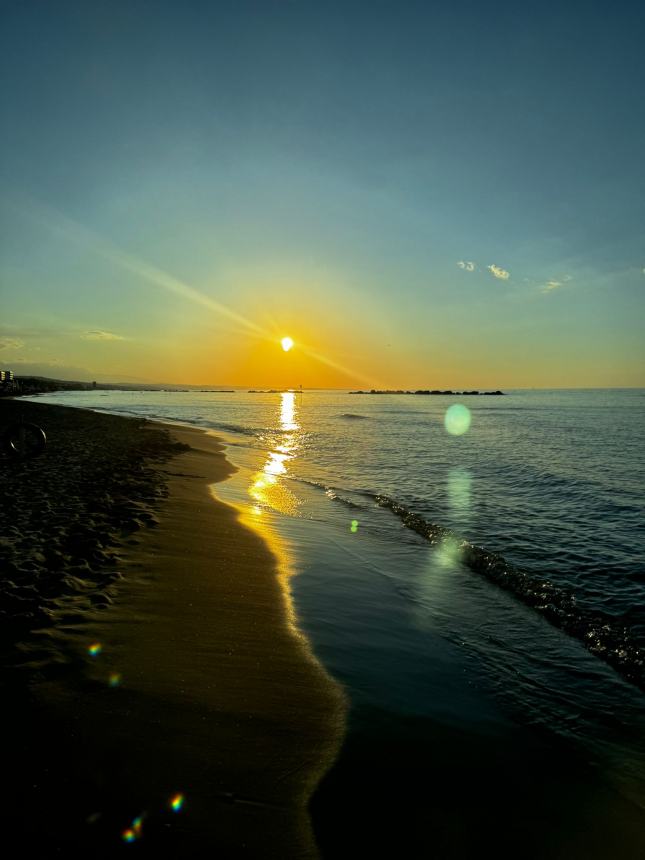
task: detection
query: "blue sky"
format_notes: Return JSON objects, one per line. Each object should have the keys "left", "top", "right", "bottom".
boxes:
{"left": 1, "top": 0, "right": 643, "bottom": 386}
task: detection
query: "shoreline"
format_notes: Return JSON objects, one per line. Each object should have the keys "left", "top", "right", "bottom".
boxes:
{"left": 1, "top": 401, "right": 345, "bottom": 856}
{"left": 3, "top": 397, "right": 645, "bottom": 858}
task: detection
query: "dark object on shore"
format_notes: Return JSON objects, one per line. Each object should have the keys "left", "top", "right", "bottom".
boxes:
{"left": 349, "top": 388, "right": 505, "bottom": 395}
{"left": 2, "top": 421, "right": 47, "bottom": 458}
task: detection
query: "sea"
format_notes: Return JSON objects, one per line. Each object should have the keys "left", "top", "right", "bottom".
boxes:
{"left": 27, "top": 387, "right": 645, "bottom": 843}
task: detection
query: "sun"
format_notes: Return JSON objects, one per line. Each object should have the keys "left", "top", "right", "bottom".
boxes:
{"left": 281, "top": 337, "right": 294, "bottom": 352}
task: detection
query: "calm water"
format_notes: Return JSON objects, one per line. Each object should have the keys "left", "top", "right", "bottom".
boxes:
{"left": 29, "top": 388, "right": 645, "bottom": 810}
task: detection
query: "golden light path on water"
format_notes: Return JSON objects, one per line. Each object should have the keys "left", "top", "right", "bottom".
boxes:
{"left": 249, "top": 391, "right": 301, "bottom": 518}
{"left": 210, "top": 390, "right": 309, "bottom": 643}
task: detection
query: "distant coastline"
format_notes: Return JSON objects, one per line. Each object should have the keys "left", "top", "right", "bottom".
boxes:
{"left": 3, "top": 378, "right": 505, "bottom": 398}
{"left": 0, "top": 376, "right": 237, "bottom": 397}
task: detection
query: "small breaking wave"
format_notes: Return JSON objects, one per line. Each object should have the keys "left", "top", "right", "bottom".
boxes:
{"left": 337, "top": 413, "right": 370, "bottom": 420}
{"left": 202, "top": 421, "right": 260, "bottom": 438}
{"left": 375, "top": 494, "right": 645, "bottom": 692}
{"left": 296, "top": 478, "right": 364, "bottom": 509}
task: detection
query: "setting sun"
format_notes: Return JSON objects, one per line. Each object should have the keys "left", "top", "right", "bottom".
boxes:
{"left": 281, "top": 337, "right": 294, "bottom": 352}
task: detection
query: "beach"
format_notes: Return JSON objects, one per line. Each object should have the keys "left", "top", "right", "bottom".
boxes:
{"left": 4, "top": 0, "right": 644, "bottom": 854}
{"left": 1, "top": 400, "right": 345, "bottom": 857}
{"left": 2, "top": 393, "right": 645, "bottom": 858}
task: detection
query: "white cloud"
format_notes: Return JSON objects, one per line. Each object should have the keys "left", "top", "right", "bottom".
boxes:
{"left": 487, "top": 264, "right": 510, "bottom": 280}
{"left": 457, "top": 260, "right": 476, "bottom": 272}
{"left": 542, "top": 280, "right": 562, "bottom": 293}
{"left": 0, "top": 337, "right": 25, "bottom": 351}
{"left": 80, "top": 330, "right": 126, "bottom": 341}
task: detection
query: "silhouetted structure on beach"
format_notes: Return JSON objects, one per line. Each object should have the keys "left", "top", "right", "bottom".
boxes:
{"left": 0, "top": 370, "right": 15, "bottom": 394}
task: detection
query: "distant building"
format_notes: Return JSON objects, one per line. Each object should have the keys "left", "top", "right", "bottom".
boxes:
{"left": 0, "top": 370, "right": 15, "bottom": 392}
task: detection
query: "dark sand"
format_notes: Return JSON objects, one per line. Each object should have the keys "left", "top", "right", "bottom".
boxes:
{"left": 1, "top": 401, "right": 345, "bottom": 857}
{"left": 0, "top": 400, "right": 186, "bottom": 637}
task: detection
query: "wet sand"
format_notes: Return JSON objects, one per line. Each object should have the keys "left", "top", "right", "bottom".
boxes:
{"left": 1, "top": 402, "right": 345, "bottom": 857}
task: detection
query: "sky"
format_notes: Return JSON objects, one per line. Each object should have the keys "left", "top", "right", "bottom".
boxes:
{"left": 1, "top": 0, "right": 644, "bottom": 388}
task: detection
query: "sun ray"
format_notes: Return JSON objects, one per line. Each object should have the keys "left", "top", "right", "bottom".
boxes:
{"left": 12, "top": 195, "right": 382, "bottom": 389}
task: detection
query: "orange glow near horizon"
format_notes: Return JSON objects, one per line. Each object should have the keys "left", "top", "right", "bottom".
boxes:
{"left": 192, "top": 320, "right": 385, "bottom": 390}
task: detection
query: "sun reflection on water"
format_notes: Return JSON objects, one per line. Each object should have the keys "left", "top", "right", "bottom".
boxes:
{"left": 249, "top": 392, "right": 301, "bottom": 517}
{"left": 213, "top": 390, "right": 308, "bottom": 642}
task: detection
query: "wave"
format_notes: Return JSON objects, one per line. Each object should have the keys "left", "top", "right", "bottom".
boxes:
{"left": 337, "top": 413, "right": 370, "bottom": 420}
{"left": 374, "top": 494, "right": 645, "bottom": 692}
{"left": 296, "top": 478, "right": 364, "bottom": 509}
{"left": 202, "top": 421, "right": 261, "bottom": 438}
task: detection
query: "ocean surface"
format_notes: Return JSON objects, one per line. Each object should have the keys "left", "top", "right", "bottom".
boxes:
{"left": 27, "top": 388, "right": 645, "bottom": 818}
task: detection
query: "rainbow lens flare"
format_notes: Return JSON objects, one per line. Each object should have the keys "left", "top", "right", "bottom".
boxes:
{"left": 121, "top": 814, "right": 144, "bottom": 842}
{"left": 350, "top": 520, "right": 359, "bottom": 533}
{"left": 109, "top": 672, "right": 122, "bottom": 688}
{"left": 169, "top": 793, "right": 185, "bottom": 812}
{"left": 87, "top": 642, "right": 102, "bottom": 657}
{"left": 444, "top": 404, "right": 471, "bottom": 436}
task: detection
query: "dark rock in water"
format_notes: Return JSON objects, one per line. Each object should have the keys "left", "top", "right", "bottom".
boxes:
{"left": 349, "top": 388, "right": 505, "bottom": 396}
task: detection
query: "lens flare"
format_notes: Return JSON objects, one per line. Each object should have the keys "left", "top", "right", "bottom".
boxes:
{"left": 87, "top": 642, "right": 102, "bottom": 657}
{"left": 169, "top": 793, "right": 185, "bottom": 812}
{"left": 109, "top": 672, "right": 122, "bottom": 687}
{"left": 435, "top": 536, "right": 463, "bottom": 568}
{"left": 350, "top": 519, "right": 359, "bottom": 533}
{"left": 281, "top": 337, "right": 294, "bottom": 352}
{"left": 121, "top": 828, "right": 137, "bottom": 843}
{"left": 444, "top": 404, "right": 471, "bottom": 436}
{"left": 447, "top": 468, "right": 472, "bottom": 513}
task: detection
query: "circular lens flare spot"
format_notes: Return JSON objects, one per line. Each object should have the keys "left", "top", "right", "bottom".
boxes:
{"left": 281, "top": 337, "right": 294, "bottom": 352}
{"left": 444, "top": 404, "right": 471, "bottom": 436}
{"left": 169, "top": 793, "right": 185, "bottom": 812}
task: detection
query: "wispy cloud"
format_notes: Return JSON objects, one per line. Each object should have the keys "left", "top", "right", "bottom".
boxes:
{"left": 542, "top": 280, "right": 562, "bottom": 293}
{"left": 487, "top": 264, "right": 510, "bottom": 280}
{"left": 0, "top": 337, "right": 25, "bottom": 351}
{"left": 541, "top": 274, "right": 572, "bottom": 294}
{"left": 80, "top": 330, "right": 126, "bottom": 342}
{"left": 457, "top": 260, "right": 476, "bottom": 272}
